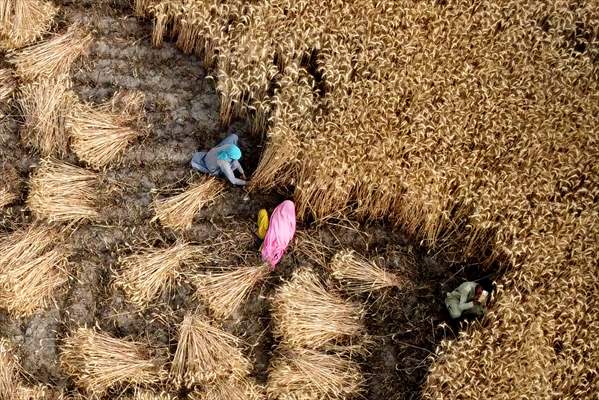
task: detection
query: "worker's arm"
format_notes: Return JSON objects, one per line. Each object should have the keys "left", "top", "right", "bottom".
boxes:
{"left": 458, "top": 287, "right": 474, "bottom": 311}
{"left": 217, "top": 159, "right": 247, "bottom": 186}
{"left": 231, "top": 160, "right": 246, "bottom": 178}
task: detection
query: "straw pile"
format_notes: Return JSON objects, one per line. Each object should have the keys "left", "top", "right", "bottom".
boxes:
{"left": 9, "top": 24, "right": 92, "bottom": 80}
{"left": 153, "top": 177, "right": 225, "bottom": 231}
{"left": 115, "top": 243, "right": 211, "bottom": 309}
{"left": 27, "top": 158, "right": 100, "bottom": 223}
{"left": 329, "top": 250, "right": 410, "bottom": 295}
{"left": 170, "top": 314, "right": 251, "bottom": 387}
{"left": 143, "top": 1, "right": 599, "bottom": 397}
{"left": 0, "top": 224, "right": 69, "bottom": 317}
{"left": 60, "top": 327, "right": 165, "bottom": 395}
{"left": 18, "top": 77, "right": 75, "bottom": 156}
{"left": 272, "top": 269, "right": 365, "bottom": 352}
{"left": 267, "top": 349, "right": 364, "bottom": 400}
{"left": 0, "top": 339, "right": 20, "bottom": 400}
{"left": 193, "top": 263, "right": 271, "bottom": 320}
{"left": 0, "top": 0, "right": 57, "bottom": 50}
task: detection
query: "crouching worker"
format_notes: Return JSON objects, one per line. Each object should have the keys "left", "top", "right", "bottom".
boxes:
{"left": 445, "top": 281, "right": 489, "bottom": 319}
{"left": 191, "top": 133, "right": 247, "bottom": 186}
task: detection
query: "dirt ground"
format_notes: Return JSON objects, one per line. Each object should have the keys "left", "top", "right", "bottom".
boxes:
{"left": 0, "top": 2, "right": 493, "bottom": 399}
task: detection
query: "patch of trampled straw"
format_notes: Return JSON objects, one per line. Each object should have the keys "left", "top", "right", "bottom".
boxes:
{"left": 153, "top": 177, "right": 225, "bottom": 231}
{"left": 61, "top": 327, "right": 165, "bottom": 396}
{"left": 0, "top": 224, "right": 69, "bottom": 317}
{"left": 272, "top": 269, "right": 365, "bottom": 352}
{"left": 329, "top": 250, "right": 409, "bottom": 295}
{"left": 27, "top": 158, "right": 99, "bottom": 223}
{"left": 170, "top": 314, "right": 251, "bottom": 387}
{"left": 19, "top": 76, "right": 74, "bottom": 156}
{"left": 68, "top": 100, "right": 143, "bottom": 169}
{"left": 9, "top": 23, "right": 91, "bottom": 80}
{"left": 193, "top": 263, "right": 271, "bottom": 321}
{"left": 0, "top": 0, "right": 57, "bottom": 50}
{"left": 267, "top": 349, "right": 364, "bottom": 400}
{"left": 189, "top": 377, "right": 265, "bottom": 400}
{"left": 115, "top": 242, "right": 211, "bottom": 309}
{"left": 0, "top": 339, "right": 20, "bottom": 400}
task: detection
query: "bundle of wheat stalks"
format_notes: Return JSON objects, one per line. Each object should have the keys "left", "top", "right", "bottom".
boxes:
{"left": 27, "top": 158, "right": 99, "bottom": 223}
{"left": 153, "top": 177, "right": 225, "bottom": 231}
{"left": 329, "top": 250, "right": 409, "bottom": 295}
{"left": 267, "top": 349, "right": 364, "bottom": 400}
{"left": 189, "top": 377, "right": 264, "bottom": 400}
{"left": 0, "top": 224, "right": 69, "bottom": 317}
{"left": 115, "top": 242, "right": 212, "bottom": 309}
{"left": 193, "top": 263, "right": 270, "bottom": 320}
{"left": 170, "top": 314, "right": 251, "bottom": 387}
{"left": 9, "top": 23, "right": 91, "bottom": 80}
{"left": 272, "top": 268, "right": 365, "bottom": 352}
{"left": 0, "top": 0, "right": 57, "bottom": 50}
{"left": 61, "top": 327, "right": 165, "bottom": 395}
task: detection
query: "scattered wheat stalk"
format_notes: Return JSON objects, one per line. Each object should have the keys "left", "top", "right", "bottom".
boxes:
{"left": 61, "top": 327, "right": 165, "bottom": 396}
{"left": 153, "top": 177, "right": 225, "bottom": 231}
{"left": 170, "top": 314, "right": 251, "bottom": 387}
{"left": 27, "top": 158, "right": 100, "bottom": 223}
{"left": 267, "top": 349, "right": 364, "bottom": 400}
{"left": 0, "top": 0, "right": 57, "bottom": 50}
{"left": 193, "top": 263, "right": 271, "bottom": 320}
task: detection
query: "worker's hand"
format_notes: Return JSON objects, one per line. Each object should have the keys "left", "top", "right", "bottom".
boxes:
{"left": 240, "top": 172, "right": 247, "bottom": 180}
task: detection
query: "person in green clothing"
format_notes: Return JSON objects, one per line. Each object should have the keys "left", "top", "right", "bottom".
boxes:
{"left": 445, "top": 281, "right": 489, "bottom": 319}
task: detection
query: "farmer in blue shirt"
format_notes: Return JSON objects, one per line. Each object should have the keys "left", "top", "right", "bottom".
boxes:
{"left": 191, "top": 133, "right": 247, "bottom": 186}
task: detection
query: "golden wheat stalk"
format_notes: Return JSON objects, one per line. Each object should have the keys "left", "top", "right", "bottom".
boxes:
{"left": 329, "top": 250, "right": 408, "bottom": 294}
{"left": 272, "top": 269, "right": 365, "bottom": 351}
{"left": 189, "top": 377, "right": 265, "bottom": 400}
{"left": 153, "top": 177, "right": 225, "bottom": 231}
{"left": 68, "top": 100, "right": 143, "bottom": 169}
{"left": 170, "top": 314, "right": 251, "bottom": 387}
{"left": 0, "top": 339, "right": 20, "bottom": 400}
{"left": 27, "top": 158, "right": 100, "bottom": 223}
{"left": 109, "top": 89, "right": 146, "bottom": 126}
{"left": 61, "top": 327, "right": 165, "bottom": 395}
{"left": 9, "top": 23, "right": 91, "bottom": 80}
{"left": 0, "top": 0, "right": 57, "bottom": 50}
{"left": 267, "top": 349, "right": 364, "bottom": 400}
{"left": 193, "top": 263, "right": 271, "bottom": 321}
{"left": 115, "top": 242, "right": 211, "bottom": 309}
{"left": 18, "top": 76, "right": 75, "bottom": 156}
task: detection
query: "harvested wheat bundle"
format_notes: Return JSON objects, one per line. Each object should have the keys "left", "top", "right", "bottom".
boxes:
{"left": 0, "top": 68, "right": 16, "bottom": 103}
{"left": 0, "top": 0, "right": 57, "bottom": 50}
{"left": 190, "top": 377, "right": 265, "bottom": 400}
{"left": 267, "top": 349, "right": 364, "bottom": 400}
{"left": 0, "top": 339, "right": 20, "bottom": 400}
{"left": 170, "top": 314, "right": 251, "bottom": 387}
{"left": 16, "top": 384, "right": 62, "bottom": 400}
{"left": 61, "top": 327, "right": 165, "bottom": 395}
{"left": 193, "top": 263, "right": 271, "bottom": 320}
{"left": 0, "top": 224, "right": 60, "bottom": 269}
{"left": 115, "top": 242, "right": 210, "bottom": 309}
{"left": 9, "top": 24, "right": 92, "bottom": 80}
{"left": 27, "top": 158, "right": 100, "bottom": 223}
{"left": 272, "top": 269, "right": 365, "bottom": 351}
{"left": 131, "top": 388, "right": 174, "bottom": 400}
{"left": 68, "top": 100, "right": 142, "bottom": 169}
{"left": 329, "top": 250, "right": 409, "bottom": 295}
{"left": 153, "top": 177, "right": 225, "bottom": 231}
{"left": 19, "top": 76, "right": 74, "bottom": 156}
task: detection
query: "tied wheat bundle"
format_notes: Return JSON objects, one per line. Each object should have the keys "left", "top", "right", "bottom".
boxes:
{"left": 193, "top": 263, "right": 271, "bottom": 320}
{"left": 189, "top": 377, "right": 265, "bottom": 400}
{"left": 272, "top": 269, "right": 365, "bottom": 351}
{"left": 170, "top": 314, "right": 251, "bottom": 387}
{"left": 115, "top": 243, "right": 210, "bottom": 309}
{"left": 0, "top": 0, "right": 57, "bottom": 50}
{"left": 61, "top": 328, "right": 165, "bottom": 395}
{"left": 0, "top": 339, "right": 20, "bottom": 400}
{"left": 19, "top": 76, "right": 75, "bottom": 156}
{"left": 329, "top": 250, "right": 409, "bottom": 295}
{"left": 267, "top": 349, "right": 364, "bottom": 400}
{"left": 68, "top": 100, "right": 143, "bottom": 169}
{"left": 27, "top": 158, "right": 100, "bottom": 223}
{"left": 9, "top": 23, "right": 92, "bottom": 80}
{"left": 153, "top": 177, "right": 225, "bottom": 231}
{"left": 0, "top": 68, "right": 16, "bottom": 103}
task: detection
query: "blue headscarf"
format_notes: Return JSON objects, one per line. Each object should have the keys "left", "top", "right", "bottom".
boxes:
{"left": 217, "top": 144, "right": 242, "bottom": 161}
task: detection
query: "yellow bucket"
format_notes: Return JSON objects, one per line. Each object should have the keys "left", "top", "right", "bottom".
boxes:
{"left": 257, "top": 209, "right": 269, "bottom": 240}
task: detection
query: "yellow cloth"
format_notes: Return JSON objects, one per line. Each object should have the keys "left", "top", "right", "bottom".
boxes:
{"left": 257, "top": 209, "right": 269, "bottom": 240}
